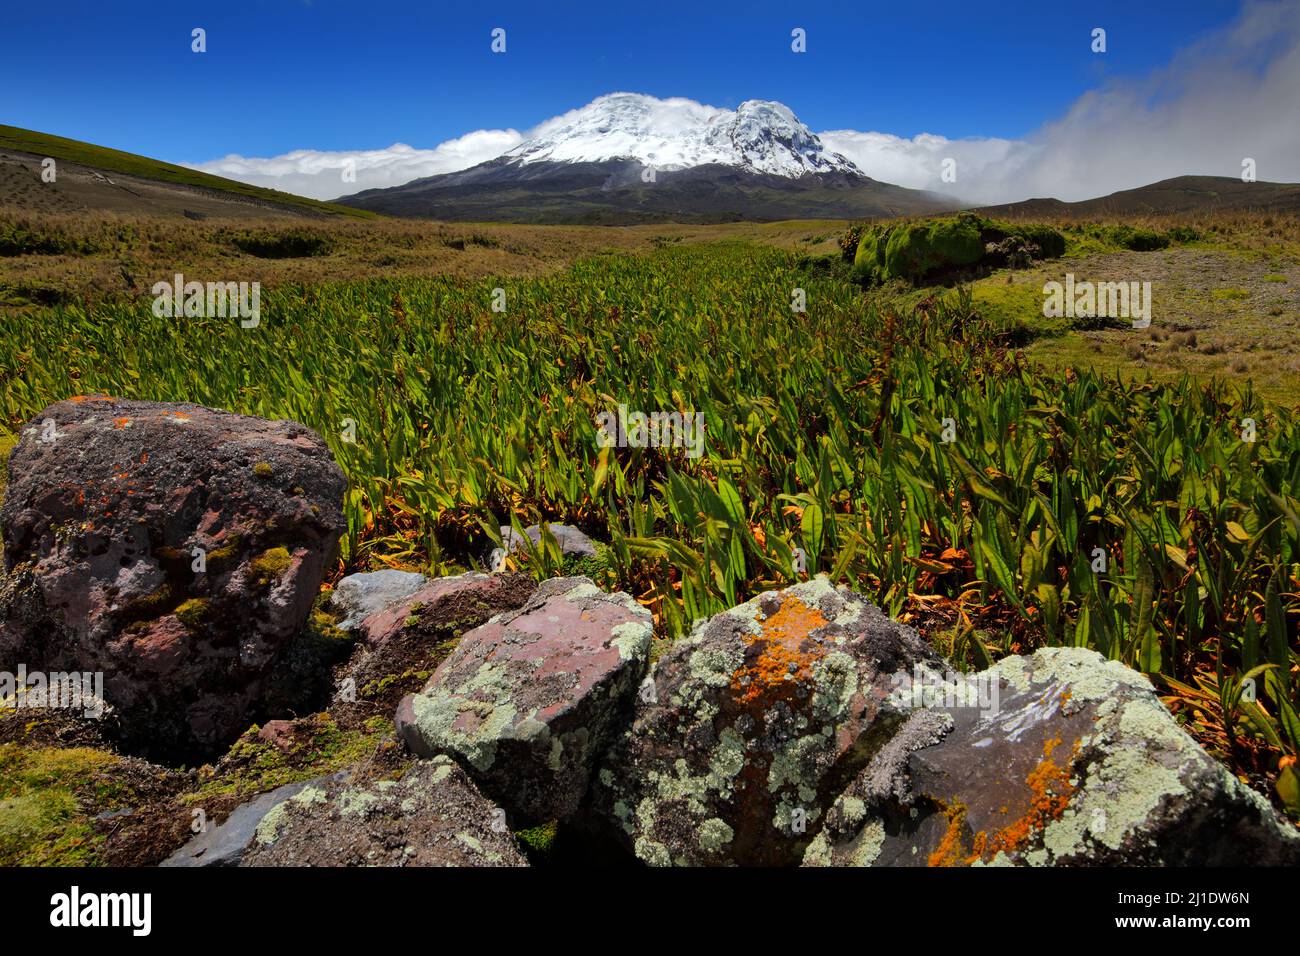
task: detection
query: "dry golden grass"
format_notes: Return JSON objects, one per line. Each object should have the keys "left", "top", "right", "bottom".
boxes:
{"left": 0, "top": 207, "right": 849, "bottom": 310}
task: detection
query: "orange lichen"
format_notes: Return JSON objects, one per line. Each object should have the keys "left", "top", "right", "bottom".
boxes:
{"left": 728, "top": 596, "right": 828, "bottom": 708}
{"left": 928, "top": 737, "right": 1079, "bottom": 867}
{"left": 927, "top": 800, "right": 972, "bottom": 867}
{"left": 970, "top": 736, "right": 1077, "bottom": 862}
{"left": 113, "top": 417, "right": 132, "bottom": 429}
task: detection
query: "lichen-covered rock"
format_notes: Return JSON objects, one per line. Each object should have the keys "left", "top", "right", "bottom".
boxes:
{"left": 240, "top": 757, "right": 527, "bottom": 866}
{"left": 0, "top": 397, "right": 345, "bottom": 759}
{"left": 395, "top": 576, "right": 653, "bottom": 822}
{"left": 332, "top": 571, "right": 536, "bottom": 719}
{"left": 330, "top": 569, "right": 429, "bottom": 631}
{"left": 485, "top": 523, "right": 597, "bottom": 572}
{"left": 162, "top": 772, "right": 350, "bottom": 867}
{"left": 803, "top": 647, "right": 1300, "bottom": 867}
{"left": 355, "top": 571, "right": 534, "bottom": 648}
{"left": 591, "top": 576, "right": 945, "bottom": 866}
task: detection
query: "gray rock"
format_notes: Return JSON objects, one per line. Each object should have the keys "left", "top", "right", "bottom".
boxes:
{"left": 240, "top": 757, "right": 527, "bottom": 867}
{"left": 803, "top": 647, "right": 1300, "bottom": 867}
{"left": 330, "top": 569, "right": 429, "bottom": 631}
{"left": 396, "top": 576, "right": 653, "bottom": 823}
{"left": 162, "top": 772, "right": 349, "bottom": 867}
{"left": 485, "top": 523, "right": 597, "bottom": 572}
{"left": 590, "top": 576, "right": 946, "bottom": 866}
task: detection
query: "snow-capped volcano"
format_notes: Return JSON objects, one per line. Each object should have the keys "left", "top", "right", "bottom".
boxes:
{"left": 335, "top": 93, "right": 953, "bottom": 223}
{"left": 502, "top": 93, "right": 863, "bottom": 178}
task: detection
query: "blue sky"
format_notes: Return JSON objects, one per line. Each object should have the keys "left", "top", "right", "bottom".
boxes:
{"left": 3, "top": 0, "right": 1244, "bottom": 162}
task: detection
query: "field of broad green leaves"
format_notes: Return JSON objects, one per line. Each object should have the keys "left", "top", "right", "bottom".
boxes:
{"left": 1, "top": 238, "right": 1297, "bottom": 812}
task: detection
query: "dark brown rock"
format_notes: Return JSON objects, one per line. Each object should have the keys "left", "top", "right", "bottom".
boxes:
{"left": 240, "top": 757, "right": 527, "bottom": 867}
{"left": 0, "top": 397, "right": 345, "bottom": 759}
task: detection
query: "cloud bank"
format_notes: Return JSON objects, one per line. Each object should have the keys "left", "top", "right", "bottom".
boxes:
{"left": 190, "top": 1, "right": 1300, "bottom": 204}
{"left": 190, "top": 129, "right": 523, "bottom": 201}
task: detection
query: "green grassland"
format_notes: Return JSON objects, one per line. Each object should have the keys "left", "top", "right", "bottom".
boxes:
{"left": 0, "top": 125, "right": 377, "bottom": 220}
{"left": 1, "top": 214, "right": 1298, "bottom": 816}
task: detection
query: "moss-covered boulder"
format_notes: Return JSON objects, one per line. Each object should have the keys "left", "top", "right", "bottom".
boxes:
{"left": 852, "top": 213, "right": 1064, "bottom": 285}
{"left": 803, "top": 648, "right": 1300, "bottom": 867}
{"left": 590, "top": 576, "right": 946, "bottom": 866}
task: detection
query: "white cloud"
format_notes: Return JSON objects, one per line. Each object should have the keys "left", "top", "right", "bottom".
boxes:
{"left": 188, "top": 2, "right": 1300, "bottom": 206}
{"left": 824, "top": 0, "right": 1300, "bottom": 204}
{"left": 187, "top": 129, "right": 523, "bottom": 201}
{"left": 817, "top": 130, "right": 1032, "bottom": 202}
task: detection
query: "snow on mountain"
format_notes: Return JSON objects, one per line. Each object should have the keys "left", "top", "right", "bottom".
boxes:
{"left": 502, "top": 93, "right": 864, "bottom": 178}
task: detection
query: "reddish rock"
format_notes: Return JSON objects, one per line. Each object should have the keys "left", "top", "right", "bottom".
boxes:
{"left": 256, "top": 719, "right": 298, "bottom": 752}
{"left": 0, "top": 397, "right": 346, "bottom": 759}
{"left": 396, "top": 576, "right": 653, "bottom": 822}
{"left": 358, "top": 571, "right": 533, "bottom": 648}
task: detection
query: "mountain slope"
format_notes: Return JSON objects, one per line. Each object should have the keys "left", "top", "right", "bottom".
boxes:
{"left": 975, "top": 175, "right": 1300, "bottom": 218}
{"left": 336, "top": 94, "right": 954, "bottom": 223}
{"left": 0, "top": 125, "right": 377, "bottom": 219}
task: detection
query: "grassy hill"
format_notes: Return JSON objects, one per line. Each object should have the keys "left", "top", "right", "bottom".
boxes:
{"left": 0, "top": 125, "right": 377, "bottom": 219}
{"left": 977, "top": 175, "right": 1300, "bottom": 219}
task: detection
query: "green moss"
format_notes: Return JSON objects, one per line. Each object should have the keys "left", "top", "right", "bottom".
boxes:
{"left": 515, "top": 819, "right": 559, "bottom": 859}
{"left": 184, "top": 713, "right": 388, "bottom": 804}
{"left": 253, "top": 461, "right": 274, "bottom": 479}
{"left": 562, "top": 543, "right": 614, "bottom": 582}
{"left": 126, "top": 582, "right": 174, "bottom": 617}
{"left": 0, "top": 428, "right": 16, "bottom": 507}
{"left": 853, "top": 214, "right": 1064, "bottom": 286}
{"left": 174, "top": 597, "right": 211, "bottom": 629}
{"left": 204, "top": 534, "right": 243, "bottom": 573}
{"left": 885, "top": 216, "right": 983, "bottom": 283}
{"left": 251, "top": 546, "right": 292, "bottom": 585}
{"left": 0, "top": 743, "right": 119, "bottom": 866}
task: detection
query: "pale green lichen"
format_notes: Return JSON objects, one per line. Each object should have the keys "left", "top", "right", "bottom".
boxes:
{"left": 255, "top": 785, "right": 327, "bottom": 847}
{"left": 635, "top": 836, "right": 673, "bottom": 867}
{"left": 456, "top": 832, "right": 484, "bottom": 854}
{"left": 407, "top": 660, "right": 519, "bottom": 771}
{"left": 611, "top": 619, "right": 653, "bottom": 662}
{"left": 698, "top": 817, "right": 734, "bottom": 853}
{"left": 810, "top": 651, "right": 859, "bottom": 720}
{"left": 561, "top": 581, "right": 603, "bottom": 602}
{"left": 339, "top": 785, "right": 385, "bottom": 818}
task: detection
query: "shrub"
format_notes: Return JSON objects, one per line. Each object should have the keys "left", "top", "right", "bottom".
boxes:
{"left": 851, "top": 214, "right": 1064, "bottom": 286}
{"left": 231, "top": 230, "right": 333, "bottom": 259}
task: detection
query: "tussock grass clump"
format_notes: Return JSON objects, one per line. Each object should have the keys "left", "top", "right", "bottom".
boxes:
{"left": 231, "top": 229, "right": 333, "bottom": 259}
